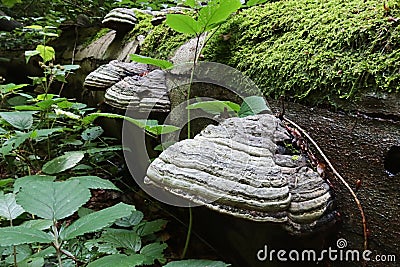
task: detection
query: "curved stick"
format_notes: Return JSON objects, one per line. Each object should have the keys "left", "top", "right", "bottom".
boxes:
{"left": 283, "top": 116, "right": 368, "bottom": 251}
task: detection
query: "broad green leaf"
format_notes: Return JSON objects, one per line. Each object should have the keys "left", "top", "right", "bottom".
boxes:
{"left": 78, "top": 207, "right": 94, "bottom": 218}
{"left": 81, "top": 126, "right": 104, "bottom": 141}
{"left": 4, "top": 244, "right": 32, "bottom": 264}
{"left": 62, "top": 64, "right": 80, "bottom": 71}
{"left": 42, "top": 151, "right": 85, "bottom": 174}
{"left": 87, "top": 254, "right": 143, "bottom": 267}
{"left": 198, "top": 0, "right": 241, "bottom": 31}
{"left": 18, "top": 257, "right": 44, "bottom": 267}
{"left": 166, "top": 14, "right": 200, "bottom": 35}
{"left": 141, "top": 243, "right": 167, "bottom": 265}
{"left": 0, "top": 126, "right": 7, "bottom": 134}
{"left": 238, "top": 96, "right": 270, "bottom": 118}
{"left": 35, "top": 45, "right": 55, "bottom": 63}
{"left": 164, "top": 260, "right": 231, "bottom": 267}
{"left": 130, "top": 54, "right": 173, "bottom": 69}
{"left": 135, "top": 219, "right": 167, "bottom": 237}
{"left": 187, "top": 100, "right": 240, "bottom": 115}
{"left": 0, "top": 192, "right": 25, "bottom": 220}
{"left": 145, "top": 125, "right": 180, "bottom": 135}
{"left": 0, "top": 226, "right": 52, "bottom": 246}
{"left": 7, "top": 95, "right": 28, "bottom": 106}
{"left": 0, "top": 132, "right": 31, "bottom": 156}
{"left": 60, "top": 203, "right": 135, "bottom": 240}
{"left": 14, "top": 106, "right": 42, "bottom": 111}
{"left": 20, "top": 219, "right": 53, "bottom": 230}
{"left": 101, "top": 229, "right": 141, "bottom": 252}
{"left": 0, "top": 83, "right": 28, "bottom": 94}
{"left": 183, "top": 0, "right": 198, "bottom": 8}
{"left": 30, "top": 128, "right": 64, "bottom": 140}
{"left": 0, "top": 111, "right": 34, "bottom": 130}
{"left": 16, "top": 180, "right": 90, "bottom": 220}
{"left": 13, "top": 175, "right": 56, "bottom": 193}
{"left": 36, "top": 94, "right": 54, "bottom": 101}
{"left": 24, "top": 50, "right": 40, "bottom": 63}
{"left": 115, "top": 210, "right": 144, "bottom": 227}
{"left": 68, "top": 176, "right": 120, "bottom": 191}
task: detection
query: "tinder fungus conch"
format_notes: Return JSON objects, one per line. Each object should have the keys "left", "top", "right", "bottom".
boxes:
{"left": 145, "top": 114, "right": 336, "bottom": 234}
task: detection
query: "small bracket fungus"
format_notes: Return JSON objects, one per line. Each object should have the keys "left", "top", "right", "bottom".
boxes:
{"left": 104, "top": 69, "right": 170, "bottom": 112}
{"left": 83, "top": 60, "right": 148, "bottom": 91}
{"left": 145, "top": 114, "right": 336, "bottom": 234}
{"left": 102, "top": 8, "right": 137, "bottom": 33}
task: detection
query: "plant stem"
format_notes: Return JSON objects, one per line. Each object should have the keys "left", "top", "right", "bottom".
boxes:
{"left": 186, "top": 34, "right": 202, "bottom": 139}
{"left": 283, "top": 116, "right": 368, "bottom": 251}
{"left": 52, "top": 223, "right": 63, "bottom": 267}
{"left": 181, "top": 206, "right": 193, "bottom": 259}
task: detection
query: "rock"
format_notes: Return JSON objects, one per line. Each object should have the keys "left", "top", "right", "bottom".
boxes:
{"left": 83, "top": 60, "right": 148, "bottom": 91}
{"left": 145, "top": 114, "right": 336, "bottom": 234}
{"left": 102, "top": 8, "right": 137, "bottom": 33}
{"left": 104, "top": 69, "right": 170, "bottom": 112}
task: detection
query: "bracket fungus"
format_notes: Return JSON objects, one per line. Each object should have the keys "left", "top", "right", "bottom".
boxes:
{"left": 102, "top": 8, "right": 137, "bottom": 33}
{"left": 104, "top": 69, "right": 170, "bottom": 112}
{"left": 83, "top": 60, "right": 148, "bottom": 91}
{"left": 145, "top": 114, "right": 336, "bottom": 234}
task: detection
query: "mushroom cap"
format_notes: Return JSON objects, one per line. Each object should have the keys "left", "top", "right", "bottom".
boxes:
{"left": 104, "top": 69, "right": 170, "bottom": 112}
{"left": 84, "top": 60, "right": 148, "bottom": 91}
{"left": 145, "top": 114, "right": 336, "bottom": 234}
{"left": 102, "top": 8, "right": 137, "bottom": 32}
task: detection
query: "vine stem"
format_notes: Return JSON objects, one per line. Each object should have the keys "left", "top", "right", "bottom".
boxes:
{"left": 283, "top": 116, "right": 368, "bottom": 251}
{"left": 181, "top": 206, "right": 193, "bottom": 259}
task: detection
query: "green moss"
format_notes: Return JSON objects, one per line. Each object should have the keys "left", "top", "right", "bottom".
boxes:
{"left": 123, "top": 11, "right": 154, "bottom": 43}
{"left": 203, "top": 0, "right": 400, "bottom": 105}
{"left": 140, "top": 22, "right": 192, "bottom": 60}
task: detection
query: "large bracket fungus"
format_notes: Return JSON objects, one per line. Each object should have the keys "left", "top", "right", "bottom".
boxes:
{"left": 102, "top": 8, "right": 137, "bottom": 33}
{"left": 145, "top": 114, "right": 336, "bottom": 234}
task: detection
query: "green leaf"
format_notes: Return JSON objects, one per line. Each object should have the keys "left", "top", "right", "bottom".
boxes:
{"left": 135, "top": 219, "right": 167, "bottom": 237}
{"left": 18, "top": 257, "right": 45, "bottom": 267}
{"left": 60, "top": 203, "right": 135, "bottom": 240}
{"left": 164, "top": 260, "right": 231, "bottom": 267}
{"left": 145, "top": 125, "right": 180, "bottom": 135}
{"left": 30, "top": 128, "right": 64, "bottom": 140}
{"left": 16, "top": 180, "right": 91, "bottom": 220}
{"left": 0, "top": 192, "right": 25, "bottom": 220}
{"left": 115, "top": 210, "right": 144, "bottom": 227}
{"left": 81, "top": 126, "right": 104, "bottom": 141}
{"left": 101, "top": 229, "right": 141, "bottom": 252}
{"left": 166, "top": 14, "right": 200, "bottom": 35}
{"left": 87, "top": 254, "right": 143, "bottom": 267}
{"left": 68, "top": 176, "right": 120, "bottom": 191}
{"left": 130, "top": 54, "right": 173, "bottom": 70}
{"left": 35, "top": 45, "right": 55, "bottom": 63}
{"left": 141, "top": 243, "right": 167, "bottom": 265}
{"left": 0, "top": 111, "right": 34, "bottom": 130}
{"left": 0, "top": 132, "right": 31, "bottom": 156}
{"left": 0, "top": 226, "right": 52, "bottom": 246}
{"left": 238, "top": 96, "right": 270, "bottom": 118}
{"left": 187, "top": 100, "right": 240, "bottom": 115}
{"left": 13, "top": 175, "right": 56, "bottom": 193}
{"left": 24, "top": 50, "right": 40, "bottom": 64}
{"left": 20, "top": 219, "right": 53, "bottom": 230}
{"left": 198, "top": 0, "right": 241, "bottom": 31}
{"left": 42, "top": 151, "right": 85, "bottom": 174}
{"left": 4, "top": 244, "right": 32, "bottom": 264}
{"left": 0, "top": 83, "right": 29, "bottom": 94}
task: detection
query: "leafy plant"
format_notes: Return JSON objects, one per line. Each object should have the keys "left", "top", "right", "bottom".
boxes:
{"left": 0, "top": 178, "right": 170, "bottom": 266}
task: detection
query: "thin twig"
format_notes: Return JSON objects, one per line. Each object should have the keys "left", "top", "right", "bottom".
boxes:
{"left": 282, "top": 116, "right": 368, "bottom": 251}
